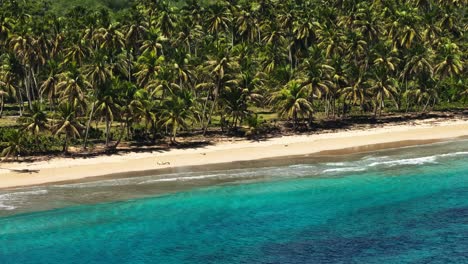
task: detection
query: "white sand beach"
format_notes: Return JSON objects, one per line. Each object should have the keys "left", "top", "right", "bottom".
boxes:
{"left": 1, "top": 117, "right": 467, "bottom": 189}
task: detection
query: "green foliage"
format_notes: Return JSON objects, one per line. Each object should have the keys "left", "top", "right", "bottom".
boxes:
{"left": 0, "top": 0, "right": 466, "bottom": 157}
{"left": 0, "top": 128, "right": 23, "bottom": 159}
{"left": 48, "top": 0, "right": 132, "bottom": 15}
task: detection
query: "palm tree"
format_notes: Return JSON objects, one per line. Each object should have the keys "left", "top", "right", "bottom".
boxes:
{"left": 367, "top": 72, "right": 399, "bottom": 116}
{"left": 9, "top": 33, "right": 37, "bottom": 108}
{"left": 220, "top": 85, "right": 255, "bottom": 130}
{"left": 197, "top": 53, "right": 240, "bottom": 134}
{"left": 159, "top": 89, "right": 195, "bottom": 143}
{"left": 64, "top": 40, "right": 90, "bottom": 66}
{"left": 79, "top": 51, "right": 114, "bottom": 149}
{"left": 139, "top": 27, "right": 165, "bottom": 56}
{"left": 157, "top": 8, "right": 177, "bottom": 38}
{"left": 1, "top": 129, "right": 23, "bottom": 161}
{"left": 317, "top": 27, "right": 346, "bottom": 59}
{"left": 52, "top": 102, "right": 83, "bottom": 154}
{"left": 403, "top": 79, "right": 439, "bottom": 112}
{"left": 236, "top": 10, "right": 259, "bottom": 43}
{"left": 270, "top": 80, "right": 313, "bottom": 128}
{"left": 132, "top": 88, "right": 158, "bottom": 139}
{"left": 93, "top": 23, "right": 125, "bottom": 54}
{"left": 205, "top": 3, "right": 232, "bottom": 46}
{"left": 22, "top": 102, "right": 48, "bottom": 135}
{"left": 40, "top": 60, "right": 61, "bottom": 107}
{"left": 434, "top": 41, "right": 463, "bottom": 78}
{"left": 340, "top": 75, "right": 370, "bottom": 114}
{"left": 387, "top": 9, "right": 422, "bottom": 50}
{"left": 56, "top": 66, "right": 91, "bottom": 111}
{"left": 134, "top": 51, "right": 164, "bottom": 87}
{"left": 400, "top": 45, "right": 434, "bottom": 80}
{"left": 94, "top": 84, "right": 121, "bottom": 148}
{"left": 298, "top": 49, "right": 335, "bottom": 106}
{"left": 0, "top": 67, "right": 16, "bottom": 117}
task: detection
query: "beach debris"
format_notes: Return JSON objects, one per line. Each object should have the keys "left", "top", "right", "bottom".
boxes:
{"left": 156, "top": 161, "right": 171, "bottom": 165}
{"left": 201, "top": 153, "right": 206, "bottom": 155}
{"left": 0, "top": 168, "right": 40, "bottom": 174}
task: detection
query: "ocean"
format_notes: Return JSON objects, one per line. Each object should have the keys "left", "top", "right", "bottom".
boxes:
{"left": 0, "top": 139, "right": 467, "bottom": 263}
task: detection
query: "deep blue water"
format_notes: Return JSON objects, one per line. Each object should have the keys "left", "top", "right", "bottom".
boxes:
{"left": 0, "top": 140, "right": 467, "bottom": 263}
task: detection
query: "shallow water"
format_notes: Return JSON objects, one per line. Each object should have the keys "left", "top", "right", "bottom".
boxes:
{"left": 0, "top": 140, "right": 467, "bottom": 263}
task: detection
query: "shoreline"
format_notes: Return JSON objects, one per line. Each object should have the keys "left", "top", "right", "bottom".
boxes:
{"left": 1, "top": 117, "right": 468, "bottom": 189}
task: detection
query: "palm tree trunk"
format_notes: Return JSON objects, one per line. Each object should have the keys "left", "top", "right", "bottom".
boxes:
{"left": 63, "top": 134, "right": 69, "bottom": 154}
{"left": 0, "top": 95, "right": 4, "bottom": 118}
{"left": 105, "top": 115, "right": 110, "bottom": 148}
{"left": 201, "top": 91, "right": 210, "bottom": 129}
{"left": 113, "top": 121, "right": 126, "bottom": 149}
{"left": 422, "top": 97, "right": 431, "bottom": 113}
{"left": 83, "top": 101, "right": 96, "bottom": 149}
{"left": 405, "top": 96, "right": 410, "bottom": 113}
{"left": 293, "top": 111, "right": 297, "bottom": 130}
{"left": 18, "top": 90, "right": 24, "bottom": 116}
{"left": 379, "top": 96, "right": 384, "bottom": 117}
{"left": 203, "top": 94, "right": 217, "bottom": 135}
{"left": 31, "top": 67, "right": 38, "bottom": 101}
{"left": 172, "top": 120, "right": 177, "bottom": 143}
{"left": 24, "top": 74, "right": 32, "bottom": 110}
{"left": 373, "top": 100, "right": 378, "bottom": 117}
{"left": 288, "top": 45, "right": 293, "bottom": 70}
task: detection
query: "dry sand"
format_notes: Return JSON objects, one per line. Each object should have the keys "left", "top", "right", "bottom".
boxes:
{"left": 1, "top": 118, "right": 467, "bottom": 189}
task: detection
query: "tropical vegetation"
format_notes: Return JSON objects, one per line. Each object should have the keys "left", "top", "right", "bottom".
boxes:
{"left": 0, "top": 0, "right": 466, "bottom": 158}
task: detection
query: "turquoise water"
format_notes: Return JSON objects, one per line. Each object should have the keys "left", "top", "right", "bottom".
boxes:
{"left": 0, "top": 140, "right": 467, "bottom": 263}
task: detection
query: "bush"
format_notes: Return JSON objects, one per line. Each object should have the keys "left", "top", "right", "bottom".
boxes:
{"left": 0, "top": 128, "right": 19, "bottom": 143}
{"left": 244, "top": 114, "right": 277, "bottom": 138}
{"left": 0, "top": 128, "right": 66, "bottom": 157}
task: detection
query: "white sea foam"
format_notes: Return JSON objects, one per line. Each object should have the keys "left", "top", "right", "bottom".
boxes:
{"left": 439, "top": 151, "right": 468, "bottom": 158}
{"left": 324, "top": 162, "right": 347, "bottom": 166}
{"left": 363, "top": 156, "right": 390, "bottom": 161}
{"left": 41, "top": 150, "right": 468, "bottom": 191}
{"left": 289, "top": 164, "right": 317, "bottom": 169}
{"left": 323, "top": 167, "right": 366, "bottom": 173}
{"left": 366, "top": 151, "right": 467, "bottom": 168}
{"left": 368, "top": 156, "right": 437, "bottom": 167}
{"left": 0, "top": 204, "right": 16, "bottom": 210}
{"left": 55, "top": 178, "right": 145, "bottom": 188}
{"left": 139, "top": 173, "right": 230, "bottom": 184}
{"left": 0, "top": 189, "right": 48, "bottom": 211}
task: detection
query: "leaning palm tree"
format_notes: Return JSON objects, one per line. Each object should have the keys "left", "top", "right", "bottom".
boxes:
{"left": 269, "top": 80, "right": 314, "bottom": 128}
{"left": 52, "top": 102, "right": 83, "bottom": 154}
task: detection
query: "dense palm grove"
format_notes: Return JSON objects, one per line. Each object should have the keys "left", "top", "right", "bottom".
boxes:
{"left": 0, "top": 0, "right": 466, "bottom": 157}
